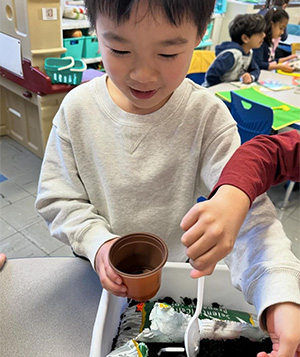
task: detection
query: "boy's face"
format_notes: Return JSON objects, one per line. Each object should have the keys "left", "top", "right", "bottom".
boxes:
{"left": 95, "top": 1, "right": 200, "bottom": 115}
{"left": 244, "top": 32, "right": 265, "bottom": 49}
{"left": 271, "top": 18, "right": 288, "bottom": 39}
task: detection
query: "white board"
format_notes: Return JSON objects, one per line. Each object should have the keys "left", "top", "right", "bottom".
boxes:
{"left": 0, "top": 32, "right": 23, "bottom": 77}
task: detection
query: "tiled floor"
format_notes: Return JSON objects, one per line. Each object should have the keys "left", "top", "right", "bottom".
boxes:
{"left": 0, "top": 136, "right": 73, "bottom": 258}
{"left": 0, "top": 135, "right": 299, "bottom": 260}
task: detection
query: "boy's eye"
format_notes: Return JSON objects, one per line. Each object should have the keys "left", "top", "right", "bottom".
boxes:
{"left": 110, "top": 48, "right": 130, "bottom": 56}
{"left": 159, "top": 54, "right": 178, "bottom": 60}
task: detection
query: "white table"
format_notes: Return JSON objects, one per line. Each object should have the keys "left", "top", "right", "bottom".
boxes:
{"left": 208, "top": 70, "right": 300, "bottom": 129}
{"left": 0, "top": 257, "right": 102, "bottom": 357}
{"left": 280, "top": 34, "right": 300, "bottom": 46}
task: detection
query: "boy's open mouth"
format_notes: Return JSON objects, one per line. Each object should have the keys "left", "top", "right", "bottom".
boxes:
{"left": 130, "top": 87, "right": 157, "bottom": 100}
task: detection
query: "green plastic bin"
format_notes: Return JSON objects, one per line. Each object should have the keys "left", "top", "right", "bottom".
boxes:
{"left": 45, "top": 57, "right": 87, "bottom": 85}
{"left": 61, "top": 37, "right": 85, "bottom": 59}
{"left": 82, "top": 36, "right": 100, "bottom": 58}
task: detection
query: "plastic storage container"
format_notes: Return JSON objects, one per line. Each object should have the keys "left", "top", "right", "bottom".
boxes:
{"left": 82, "top": 36, "right": 100, "bottom": 58}
{"left": 62, "top": 37, "right": 85, "bottom": 59}
{"left": 214, "top": 0, "right": 227, "bottom": 14}
{"left": 202, "top": 22, "right": 214, "bottom": 43}
{"left": 196, "top": 22, "right": 214, "bottom": 49}
{"left": 45, "top": 57, "right": 87, "bottom": 85}
{"left": 90, "top": 262, "right": 256, "bottom": 357}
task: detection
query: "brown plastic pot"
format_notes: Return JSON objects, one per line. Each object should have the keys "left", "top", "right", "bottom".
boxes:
{"left": 108, "top": 232, "right": 168, "bottom": 301}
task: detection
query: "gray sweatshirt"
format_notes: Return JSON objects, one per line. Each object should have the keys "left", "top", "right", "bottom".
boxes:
{"left": 36, "top": 75, "right": 300, "bottom": 329}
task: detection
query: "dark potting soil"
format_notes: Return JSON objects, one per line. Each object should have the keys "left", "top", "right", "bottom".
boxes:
{"left": 112, "top": 298, "right": 273, "bottom": 356}
{"left": 146, "top": 337, "right": 272, "bottom": 357}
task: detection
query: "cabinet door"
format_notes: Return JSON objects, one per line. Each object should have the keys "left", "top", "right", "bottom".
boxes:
{"left": 5, "top": 89, "right": 43, "bottom": 157}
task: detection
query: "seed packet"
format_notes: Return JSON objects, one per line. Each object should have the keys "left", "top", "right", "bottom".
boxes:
{"left": 112, "top": 300, "right": 267, "bottom": 351}
{"left": 106, "top": 340, "right": 148, "bottom": 357}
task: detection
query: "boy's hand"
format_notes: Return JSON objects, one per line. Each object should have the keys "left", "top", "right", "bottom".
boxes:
{"left": 241, "top": 72, "right": 252, "bottom": 84}
{"left": 94, "top": 239, "right": 128, "bottom": 297}
{"left": 0, "top": 253, "right": 6, "bottom": 269}
{"left": 257, "top": 303, "right": 300, "bottom": 357}
{"left": 180, "top": 185, "right": 250, "bottom": 278}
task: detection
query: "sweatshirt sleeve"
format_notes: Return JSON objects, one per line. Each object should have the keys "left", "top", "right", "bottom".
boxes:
{"left": 205, "top": 52, "right": 235, "bottom": 87}
{"left": 35, "top": 117, "right": 119, "bottom": 269}
{"left": 225, "top": 193, "right": 300, "bottom": 332}
{"left": 199, "top": 104, "right": 300, "bottom": 332}
{"left": 253, "top": 42, "right": 270, "bottom": 70}
{"left": 208, "top": 130, "right": 300, "bottom": 205}
{"left": 247, "top": 56, "right": 261, "bottom": 81}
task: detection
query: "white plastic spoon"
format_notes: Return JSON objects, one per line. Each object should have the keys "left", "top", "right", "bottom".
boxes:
{"left": 184, "top": 276, "right": 205, "bottom": 357}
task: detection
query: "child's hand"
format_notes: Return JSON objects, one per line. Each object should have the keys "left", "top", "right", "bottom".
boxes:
{"left": 257, "top": 302, "right": 300, "bottom": 357}
{"left": 279, "top": 54, "right": 298, "bottom": 63}
{"left": 278, "top": 63, "right": 294, "bottom": 73}
{"left": 0, "top": 253, "right": 6, "bottom": 269}
{"left": 94, "top": 238, "right": 128, "bottom": 297}
{"left": 241, "top": 73, "right": 252, "bottom": 84}
{"left": 180, "top": 185, "right": 250, "bottom": 278}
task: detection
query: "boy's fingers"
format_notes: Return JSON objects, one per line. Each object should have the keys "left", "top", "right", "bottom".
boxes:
{"left": 181, "top": 223, "right": 205, "bottom": 247}
{"left": 0, "top": 253, "right": 6, "bottom": 269}
{"left": 188, "top": 242, "right": 226, "bottom": 272}
{"left": 106, "top": 265, "right": 123, "bottom": 286}
{"left": 277, "top": 336, "right": 299, "bottom": 357}
{"left": 180, "top": 204, "right": 201, "bottom": 230}
{"left": 190, "top": 263, "right": 217, "bottom": 279}
{"left": 98, "top": 260, "right": 127, "bottom": 295}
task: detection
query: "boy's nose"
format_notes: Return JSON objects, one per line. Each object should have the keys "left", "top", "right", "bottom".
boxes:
{"left": 129, "top": 63, "right": 157, "bottom": 83}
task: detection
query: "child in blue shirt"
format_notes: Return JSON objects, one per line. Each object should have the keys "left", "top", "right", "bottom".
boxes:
{"left": 203, "top": 14, "right": 265, "bottom": 87}
{"left": 258, "top": 0, "right": 290, "bottom": 42}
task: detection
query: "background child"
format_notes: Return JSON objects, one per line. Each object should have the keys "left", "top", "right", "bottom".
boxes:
{"left": 253, "top": 7, "right": 297, "bottom": 72}
{"left": 35, "top": 1, "right": 300, "bottom": 354}
{"left": 259, "top": 0, "right": 290, "bottom": 17}
{"left": 259, "top": 0, "right": 290, "bottom": 58}
{"left": 202, "top": 14, "right": 265, "bottom": 87}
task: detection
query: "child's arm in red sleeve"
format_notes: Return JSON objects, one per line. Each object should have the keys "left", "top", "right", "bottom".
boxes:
{"left": 209, "top": 130, "right": 300, "bottom": 205}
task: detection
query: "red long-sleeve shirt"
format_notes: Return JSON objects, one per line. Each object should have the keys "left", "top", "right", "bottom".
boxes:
{"left": 209, "top": 130, "right": 300, "bottom": 205}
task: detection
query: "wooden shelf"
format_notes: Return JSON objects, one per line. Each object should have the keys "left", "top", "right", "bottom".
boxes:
{"left": 82, "top": 57, "right": 102, "bottom": 64}
{"left": 61, "top": 18, "right": 90, "bottom": 30}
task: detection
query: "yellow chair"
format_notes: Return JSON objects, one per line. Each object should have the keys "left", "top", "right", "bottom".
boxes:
{"left": 186, "top": 50, "right": 215, "bottom": 85}
{"left": 291, "top": 42, "right": 300, "bottom": 55}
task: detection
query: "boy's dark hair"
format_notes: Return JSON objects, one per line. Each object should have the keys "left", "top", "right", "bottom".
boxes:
{"left": 84, "top": 0, "right": 215, "bottom": 37}
{"left": 264, "top": 7, "right": 289, "bottom": 45}
{"left": 229, "top": 14, "right": 266, "bottom": 45}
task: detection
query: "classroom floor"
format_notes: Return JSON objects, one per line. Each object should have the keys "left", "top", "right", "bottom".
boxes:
{"left": 0, "top": 135, "right": 299, "bottom": 260}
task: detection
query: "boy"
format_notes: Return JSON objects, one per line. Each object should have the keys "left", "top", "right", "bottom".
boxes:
{"left": 202, "top": 14, "right": 265, "bottom": 87}
{"left": 36, "top": 1, "right": 300, "bottom": 354}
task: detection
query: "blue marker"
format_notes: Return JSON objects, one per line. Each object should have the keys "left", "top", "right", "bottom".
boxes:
{"left": 197, "top": 196, "right": 207, "bottom": 203}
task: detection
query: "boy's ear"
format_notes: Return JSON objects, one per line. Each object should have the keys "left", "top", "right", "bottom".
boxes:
{"left": 194, "top": 35, "right": 201, "bottom": 47}
{"left": 195, "top": 24, "right": 208, "bottom": 47}
{"left": 241, "top": 34, "right": 249, "bottom": 44}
